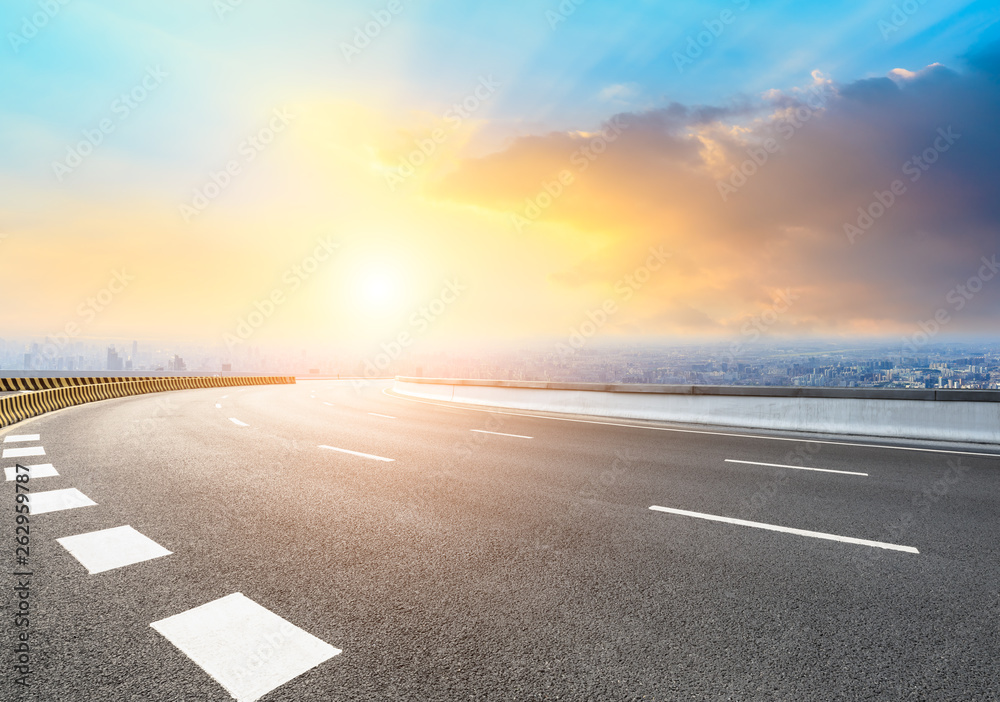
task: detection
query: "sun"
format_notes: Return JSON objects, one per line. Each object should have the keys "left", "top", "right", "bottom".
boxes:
{"left": 361, "top": 273, "right": 397, "bottom": 307}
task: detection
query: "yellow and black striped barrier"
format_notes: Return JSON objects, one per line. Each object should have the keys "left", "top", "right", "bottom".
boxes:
{"left": 0, "top": 376, "right": 193, "bottom": 391}
{"left": 0, "top": 376, "right": 295, "bottom": 429}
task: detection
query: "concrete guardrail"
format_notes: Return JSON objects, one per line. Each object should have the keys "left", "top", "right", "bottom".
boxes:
{"left": 0, "top": 376, "right": 295, "bottom": 429}
{"left": 393, "top": 377, "right": 1000, "bottom": 445}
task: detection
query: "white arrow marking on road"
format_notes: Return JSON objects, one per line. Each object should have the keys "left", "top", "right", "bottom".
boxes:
{"left": 725, "top": 459, "right": 867, "bottom": 476}
{"left": 649, "top": 506, "right": 919, "bottom": 553}
{"left": 319, "top": 445, "right": 394, "bottom": 462}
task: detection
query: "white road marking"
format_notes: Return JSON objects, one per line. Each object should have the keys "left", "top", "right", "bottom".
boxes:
{"left": 4, "top": 434, "right": 40, "bottom": 443}
{"left": 4, "top": 463, "right": 58, "bottom": 481}
{"left": 2, "top": 446, "right": 45, "bottom": 459}
{"left": 151, "top": 593, "right": 340, "bottom": 702}
{"left": 57, "top": 525, "right": 172, "bottom": 574}
{"left": 323, "top": 402, "right": 334, "bottom": 406}
{"left": 221, "top": 395, "right": 229, "bottom": 399}
{"left": 229, "top": 418, "right": 249, "bottom": 427}
{"left": 470, "top": 429, "right": 533, "bottom": 439}
{"left": 649, "top": 505, "right": 919, "bottom": 553}
{"left": 319, "top": 445, "right": 394, "bottom": 462}
{"left": 215, "top": 404, "right": 222, "bottom": 409}
{"left": 368, "top": 412, "right": 396, "bottom": 419}
{"left": 725, "top": 459, "right": 868, "bottom": 476}
{"left": 385, "top": 388, "right": 1000, "bottom": 459}
{"left": 29, "top": 488, "right": 97, "bottom": 515}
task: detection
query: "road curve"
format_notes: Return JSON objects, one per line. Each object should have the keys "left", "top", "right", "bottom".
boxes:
{"left": 3, "top": 379, "right": 999, "bottom": 700}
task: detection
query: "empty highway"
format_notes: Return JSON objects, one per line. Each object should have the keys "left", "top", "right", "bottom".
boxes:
{"left": 3, "top": 379, "right": 999, "bottom": 700}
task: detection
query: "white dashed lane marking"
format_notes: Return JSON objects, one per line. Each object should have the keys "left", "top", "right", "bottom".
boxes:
{"left": 4, "top": 434, "right": 40, "bottom": 443}
{"left": 4, "top": 464, "right": 58, "bottom": 481}
{"left": 229, "top": 418, "right": 249, "bottom": 427}
{"left": 649, "top": 506, "right": 919, "bottom": 553}
{"left": 215, "top": 404, "right": 222, "bottom": 409}
{"left": 57, "top": 526, "right": 172, "bottom": 574}
{"left": 725, "top": 459, "right": 868, "bottom": 476}
{"left": 368, "top": 413, "right": 396, "bottom": 419}
{"left": 319, "top": 445, "right": 394, "bottom": 462}
{"left": 29, "top": 488, "right": 97, "bottom": 515}
{"left": 151, "top": 593, "right": 341, "bottom": 702}
{"left": 470, "top": 429, "right": 533, "bottom": 439}
{"left": 2, "top": 446, "right": 45, "bottom": 459}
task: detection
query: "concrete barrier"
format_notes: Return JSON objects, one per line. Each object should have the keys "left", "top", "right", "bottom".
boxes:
{"left": 393, "top": 377, "right": 1000, "bottom": 445}
{"left": 0, "top": 375, "right": 295, "bottom": 429}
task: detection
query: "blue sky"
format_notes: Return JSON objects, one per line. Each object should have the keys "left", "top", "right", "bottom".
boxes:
{"left": 4, "top": 1, "right": 997, "bottom": 148}
{"left": 2, "top": 1, "right": 999, "bottom": 344}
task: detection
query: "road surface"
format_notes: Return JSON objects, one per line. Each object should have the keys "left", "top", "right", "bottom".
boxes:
{"left": 3, "top": 379, "right": 999, "bottom": 700}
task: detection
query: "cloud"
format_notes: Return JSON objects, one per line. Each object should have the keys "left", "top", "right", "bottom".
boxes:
{"left": 597, "top": 83, "right": 637, "bottom": 102}
{"left": 430, "top": 41, "right": 1000, "bottom": 338}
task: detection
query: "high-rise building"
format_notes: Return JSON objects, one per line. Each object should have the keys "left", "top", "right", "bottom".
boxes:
{"left": 107, "top": 346, "right": 124, "bottom": 371}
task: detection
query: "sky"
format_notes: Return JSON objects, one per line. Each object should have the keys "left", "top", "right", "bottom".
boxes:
{"left": 1, "top": 0, "right": 999, "bottom": 357}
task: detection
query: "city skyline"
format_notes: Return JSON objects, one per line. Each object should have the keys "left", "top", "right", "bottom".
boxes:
{"left": 3, "top": 333, "right": 998, "bottom": 393}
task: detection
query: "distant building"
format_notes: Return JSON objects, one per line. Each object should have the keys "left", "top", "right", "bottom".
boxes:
{"left": 106, "top": 346, "right": 124, "bottom": 371}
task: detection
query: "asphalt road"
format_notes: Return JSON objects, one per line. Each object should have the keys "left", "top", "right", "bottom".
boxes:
{"left": 3, "top": 379, "right": 999, "bottom": 701}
